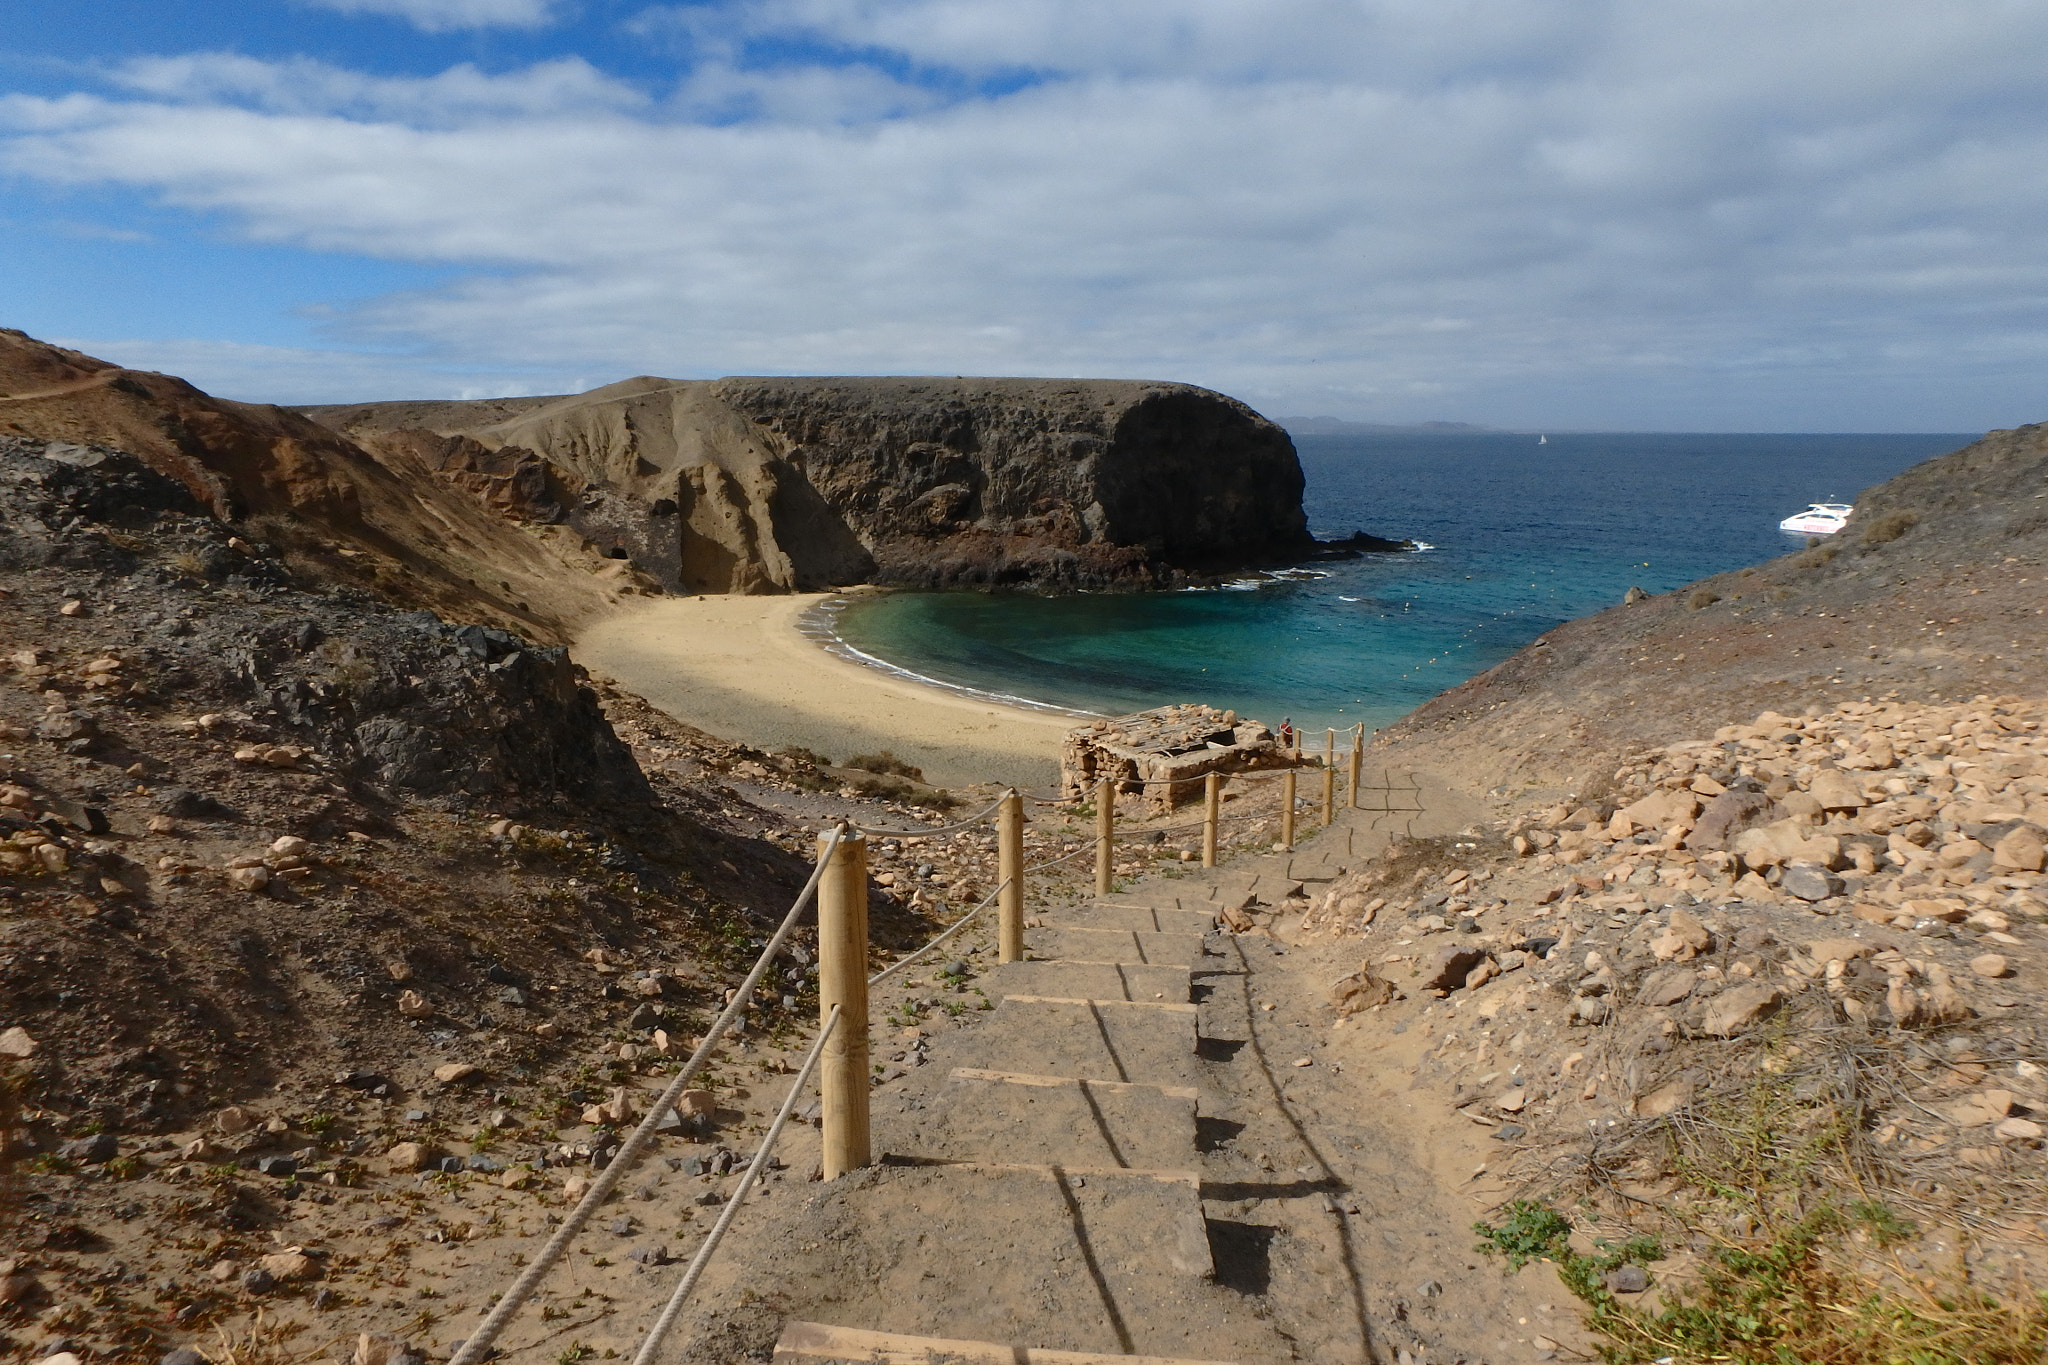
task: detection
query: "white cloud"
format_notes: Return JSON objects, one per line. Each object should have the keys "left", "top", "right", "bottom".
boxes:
{"left": 108, "top": 53, "right": 643, "bottom": 123}
{"left": 302, "top": 0, "right": 557, "bottom": 34}
{"left": 6, "top": 3, "right": 2048, "bottom": 427}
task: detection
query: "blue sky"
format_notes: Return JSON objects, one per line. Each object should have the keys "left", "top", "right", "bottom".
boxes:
{"left": 4, "top": 1, "right": 2047, "bottom": 429}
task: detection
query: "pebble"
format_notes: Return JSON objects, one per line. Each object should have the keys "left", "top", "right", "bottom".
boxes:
{"left": 1972, "top": 953, "right": 2013, "bottom": 979}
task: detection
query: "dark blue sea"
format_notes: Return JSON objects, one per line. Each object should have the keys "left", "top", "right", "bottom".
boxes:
{"left": 829, "top": 432, "right": 1974, "bottom": 736}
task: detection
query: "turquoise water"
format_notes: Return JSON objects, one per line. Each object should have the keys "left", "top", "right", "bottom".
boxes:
{"left": 832, "top": 432, "right": 1975, "bottom": 735}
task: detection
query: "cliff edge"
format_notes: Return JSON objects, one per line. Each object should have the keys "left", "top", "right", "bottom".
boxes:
{"left": 303, "top": 375, "right": 1311, "bottom": 593}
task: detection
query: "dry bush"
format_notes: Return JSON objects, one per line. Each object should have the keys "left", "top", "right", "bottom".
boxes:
{"left": 1862, "top": 509, "right": 1920, "bottom": 545}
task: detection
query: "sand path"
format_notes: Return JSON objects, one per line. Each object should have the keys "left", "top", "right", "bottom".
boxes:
{"left": 574, "top": 594, "right": 1077, "bottom": 790}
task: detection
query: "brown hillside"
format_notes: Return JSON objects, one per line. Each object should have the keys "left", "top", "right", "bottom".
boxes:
{"left": 0, "top": 331, "right": 637, "bottom": 642}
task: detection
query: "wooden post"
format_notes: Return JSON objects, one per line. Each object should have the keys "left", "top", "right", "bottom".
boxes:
{"left": 1348, "top": 729, "right": 1364, "bottom": 810}
{"left": 816, "top": 828, "right": 870, "bottom": 1180}
{"left": 997, "top": 790, "right": 1025, "bottom": 963}
{"left": 1321, "top": 763, "right": 1336, "bottom": 826}
{"left": 1280, "top": 769, "right": 1296, "bottom": 851}
{"left": 1202, "top": 772, "right": 1221, "bottom": 868}
{"left": 1094, "top": 778, "right": 1114, "bottom": 898}
{"left": 1325, "top": 728, "right": 1336, "bottom": 772}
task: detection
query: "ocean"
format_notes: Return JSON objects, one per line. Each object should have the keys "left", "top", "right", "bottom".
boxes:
{"left": 826, "top": 431, "right": 1976, "bottom": 737}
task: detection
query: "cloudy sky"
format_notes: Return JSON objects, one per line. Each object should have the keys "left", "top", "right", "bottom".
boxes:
{"left": 3, "top": 1, "right": 2045, "bottom": 429}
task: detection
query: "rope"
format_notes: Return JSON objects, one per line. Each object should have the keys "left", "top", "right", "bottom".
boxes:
{"left": 447, "top": 824, "right": 847, "bottom": 1365}
{"left": 849, "top": 792, "right": 1008, "bottom": 838}
{"left": 869, "top": 880, "right": 1006, "bottom": 986}
{"left": 1023, "top": 837, "right": 1103, "bottom": 873}
{"left": 626, "top": 1005, "right": 841, "bottom": 1365}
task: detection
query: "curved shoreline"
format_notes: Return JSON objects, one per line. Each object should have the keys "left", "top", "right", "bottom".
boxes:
{"left": 797, "top": 593, "right": 1105, "bottom": 721}
{"left": 572, "top": 593, "right": 1076, "bottom": 790}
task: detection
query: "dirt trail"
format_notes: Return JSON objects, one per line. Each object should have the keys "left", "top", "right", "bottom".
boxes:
{"left": 0, "top": 376, "right": 119, "bottom": 403}
{"left": 477, "top": 771, "right": 1572, "bottom": 1365}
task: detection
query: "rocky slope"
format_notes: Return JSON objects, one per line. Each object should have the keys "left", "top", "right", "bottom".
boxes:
{"left": 304, "top": 375, "right": 1315, "bottom": 594}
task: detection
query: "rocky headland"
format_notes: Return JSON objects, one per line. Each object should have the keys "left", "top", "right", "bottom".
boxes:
{"left": 303, "top": 375, "right": 1317, "bottom": 594}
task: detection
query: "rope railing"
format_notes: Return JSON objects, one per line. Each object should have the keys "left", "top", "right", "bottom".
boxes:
{"left": 626, "top": 1005, "right": 841, "bottom": 1365}
{"left": 850, "top": 793, "right": 1010, "bottom": 839}
{"left": 447, "top": 824, "right": 848, "bottom": 1365}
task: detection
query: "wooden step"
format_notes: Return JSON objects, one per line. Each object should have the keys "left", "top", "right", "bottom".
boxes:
{"left": 971, "top": 996, "right": 1202, "bottom": 1087}
{"left": 990, "top": 959, "right": 1191, "bottom": 1003}
{"left": 1060, "top": 902, "right": 1219, "bottom": 935}
{"left": 750, "top": 1163, "right": 1289, "bottom": 1359}
{"left": 774, "top": 1321, "right": 1242, "bottom": 1364}
{"left": 1026, "top": 926, "right": 1208, "bottom": 965}
{"left": 886, "top": 1068, "right": 1199, "bottom": 1169}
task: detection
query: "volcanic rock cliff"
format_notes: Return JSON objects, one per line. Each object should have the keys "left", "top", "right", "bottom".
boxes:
{"left": 304, "top": 375, "right": 1313, "bottom": 593}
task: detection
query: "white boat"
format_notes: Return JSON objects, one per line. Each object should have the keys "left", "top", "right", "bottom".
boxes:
{"left": 1779, "top": 502, "right": 1853, "bottom": 536}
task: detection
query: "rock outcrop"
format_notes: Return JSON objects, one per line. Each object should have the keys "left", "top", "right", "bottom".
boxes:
{"left": 0, "top": 436, "right": 650, "bottom": 807}
{"left": 304, "top": 375, "right": 1314, "bottom": 594}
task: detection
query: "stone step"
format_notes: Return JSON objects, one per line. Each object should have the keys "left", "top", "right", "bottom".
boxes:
{"left": 1057, "top": 902, "right": 1219, "bottom": 935}
{"left": 773, "top": 1322, "right": 1244, "bottom": 1365}
{"left": 970, "top": 995, "right": 1202, "bottom": 1088}
{"left": 886, "top": 1067, "right": 1199, "bottom": 1169}
{"left": 754, "top": 1163, "right": 1289, "bottom": 1361}
{"left": 991, "top": 959, "right": 1191, "bottom": 1003}
{"left": 1026, "top": 926, "right": 1209, "bottom": 965}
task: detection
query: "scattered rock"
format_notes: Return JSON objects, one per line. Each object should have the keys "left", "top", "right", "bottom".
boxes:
{"left": 433, "top": 1062, "right": 482, "bottom": 1084}
{"left": 0, "top": 1027, "right": 38, "bottom": 1058}
{"left": 1606, "top": 1264, "right": 1650, "bottom": 1294}
{"left": 1635, "top": 1079, "right": 1694, "bottom": 1118}
{"left": 1993, "top": 826, "right": 2046, "bottom": 873}
{"left": 1972, "top": 954, "right": 2013, "bottom": 980}
{"left": 1417, "top": 944, "right": 1488, "bottom": 992}
{"left": 259, "top": 1251, "right": 318, "bottom": 1282}
{"left": 1330, "top": 964, "right": 1397, "bottom": 1016}
{"left": 224, "top": 864, "right": 272, "bottom": 892}
{"left": 57, "top": 1134, "right": 118, "bottom": 1164}
{"left": 1700, "top": 983, "right": 1783, "bottom": 1036}
{"left": 1779, "top": 861, "right": 1842, "bottom": 902}
{"left": 385, "top": 1142, "right": 435, "bottom": 1173}
{"left": 1637, "top": 967, "right": 1697, "bottom": 1008}
{"left": 1949, "top": 1091, "right": 2016, "bottom": 1127}
{"left": 397, "top": 990, "right": 433, "bottom": 1020}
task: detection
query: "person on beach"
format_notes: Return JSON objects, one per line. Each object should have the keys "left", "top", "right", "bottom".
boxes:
{"left": 1279, "top": 717, "right": 1295, "bottom": 750}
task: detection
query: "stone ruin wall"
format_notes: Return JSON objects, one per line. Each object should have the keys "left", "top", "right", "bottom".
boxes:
{"left": 1060, "top": 703, "right": 1304, "bottom": 813}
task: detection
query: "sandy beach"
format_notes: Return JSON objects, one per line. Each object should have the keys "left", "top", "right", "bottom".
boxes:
{"left": 573, "top": 593, "right": 1076, "bottom": 790}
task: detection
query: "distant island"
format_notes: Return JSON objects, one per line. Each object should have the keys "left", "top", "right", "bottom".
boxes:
{"left": 1278, "top": 416, "right": 1496, "bottom": 435}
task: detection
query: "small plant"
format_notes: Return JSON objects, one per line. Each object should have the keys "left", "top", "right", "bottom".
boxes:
{"left": 557, "top": 1344, "right": 592, "bottom": 1365}
{"left": 1686, "top": 589, "right": 1720, "bottom": 610}
{"left": 168, "top": 549, "right": 210, "bottom": 579}
{"left": 301, "top": 1112, "right": 338, "bottom": 1137}
{"left": 1861, "top": 508, "right": 1919, "bottom": 545}
{"left": 1473, "top": 1198, "right": 1573, "bottom": 1271}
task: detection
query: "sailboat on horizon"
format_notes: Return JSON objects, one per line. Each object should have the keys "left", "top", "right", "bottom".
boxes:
{"left": 1538, "top": 434, "right": 1548, "bottom": 445}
